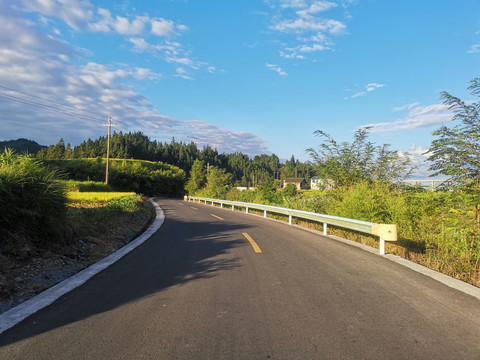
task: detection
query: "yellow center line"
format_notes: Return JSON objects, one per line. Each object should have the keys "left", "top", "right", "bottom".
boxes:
{"left": 190, "top": 207, "right": 198, "bottom": 210}
{"left": 210, "top": 214, "right": 224, "bottom": 220}
{"left": 242, "top": 233, "right": 262, "bottom": 253}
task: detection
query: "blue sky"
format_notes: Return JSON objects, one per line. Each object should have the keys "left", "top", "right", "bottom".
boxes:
{"left": 0, "top": 0, "right": 479, "bottom": 176}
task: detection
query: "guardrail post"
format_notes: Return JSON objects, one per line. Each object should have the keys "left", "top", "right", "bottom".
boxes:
{"left": 232, "top": 205, "right": 234, "bottom": 211}
{"left": 221, "top": 203, "right": 223, "bottom": 208}
{"left": 379, "top": 238, "right": 385, "bottom": 255}
{"left": 323, "top": 223, "right": 327, "bottom": 236}
{"left": 204, "top": 200, "right": 207, "bottom": 205}
{"left": 246, "top": 207, "right": 249, "bottom": 214}
{"left": 264, "top": 210, "right": 267, "bottom": 218}
{"left": 289, "top": 215, "right": 292, "bottom": 225}
{"left": 211, "top": 201, "right": 214, "bottom": 206}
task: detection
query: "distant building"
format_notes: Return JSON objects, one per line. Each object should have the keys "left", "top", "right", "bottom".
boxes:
{"left": 283, "top": 177, "right": 307, "bottom": 190}
{"left": 310, "top": 176, "right": 334, "bottom": 190}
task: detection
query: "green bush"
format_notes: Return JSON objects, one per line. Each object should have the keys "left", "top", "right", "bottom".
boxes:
{"left": 0, "top": 149, "right": 67, "bottom": 245}
{"left": 63, "top": 180, "right": 113, "bottom": 192}
{"left": 43, "top": 158, "right": 186, "bottom": 197}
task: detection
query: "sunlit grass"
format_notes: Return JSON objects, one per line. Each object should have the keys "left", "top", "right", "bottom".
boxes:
{"left": 67, "top": 192, "right": 136, "bottom": 203}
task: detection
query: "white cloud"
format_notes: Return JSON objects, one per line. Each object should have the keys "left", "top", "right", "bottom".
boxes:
{"left": 133, "top": 67, "right": 162, "bottom": 80}
{"left": 129, "top": 37, "right": 197, "bottom": 67}
{"left": 20, "top": 0, "right": 93, "bottom": 31}
{"left": 392, "top": 102, "right": 420, "bottom": 112}
{"left": 179, "top": 121, "right": 269, "bottom": 155}
{"left": 0, "top": 2, "right": 266, "bottom": 156}
{"left": 345, "top": 82, "right": 385, "bottom": 99}
{"left": 113, "top": 15, "right": 148, "bottom": 35}
{"left": 269, "top": 0, "right": 350, "bottom": 59}
{"left": 18, "top": 1, "right": 214, "bottom": 76}
{"left": 151, "top": 18, "right": 175, "bottom": 37}
{"left": 366, "top": 83, "right": 384, "bottom": 92}
{"left": 296, "top": 1, "right": 337, "bottom": 17}
{"left": 266, "top": 63, "right": 288, "bottom": 76}
{"left": 272, "top": 17, "right": 345, "bottom": 34}
{"left": 398, "top": 144, "right": 433, "bottom": 179}
{"left": 362, "top": 104, "right": 452, "bottom": 133}
{"left": 467, "top": 44, "right": 480, "bottom": 54}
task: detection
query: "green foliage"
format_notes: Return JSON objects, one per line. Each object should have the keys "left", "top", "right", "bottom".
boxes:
{"left": 427, "top": 78, "right": 480, "bottom": 191}
{"left": 63, "top": 180, "right": 113, "bottom": 192}
{"left": 44, "top": 158, "right": 186, "bottom": 196}
{"left": 80, "top": 194, "right": 142, "bottom": 218}
{"left": 0, "top": 149, "right": 67, "bottom": 245}
{"left": 34, "top": 131, "right": 313, "bottom": 186}
{"left": 307, "top": 127, "right": 413, "bottom": 187}
{"left": 185, "top": 159, "right": 206, "bottom": 195}
{"left": 202, "top": 166, "right": 232, "bottom": 199}
{"left": 282, "top": 183, "right": 297, "bottom": 197}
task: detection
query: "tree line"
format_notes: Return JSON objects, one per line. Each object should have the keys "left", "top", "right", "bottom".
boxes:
{"left": 36, "top": 132, "right": 314, "bottom": 187}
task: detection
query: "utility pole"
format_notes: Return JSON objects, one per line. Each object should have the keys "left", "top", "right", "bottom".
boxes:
{"left": 103, "top": 116, "right": 117, "bottom": 184}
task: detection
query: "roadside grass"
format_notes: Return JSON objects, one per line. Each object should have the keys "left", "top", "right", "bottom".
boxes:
{"left": 66, "top": 191, "right": 137, "bottom": 204}
{"left": 66, "top": 194, "right": 152, "bottom": 258}
{"left": 0, "top": 164, "right": 154, "bottom": 305}
{"left": 62, "top": 180, "right": 113, "bottom": 193}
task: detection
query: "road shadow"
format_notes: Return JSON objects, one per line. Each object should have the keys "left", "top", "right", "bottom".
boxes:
{"left": 0, "top": 199, "right": 248, "bottom": 346}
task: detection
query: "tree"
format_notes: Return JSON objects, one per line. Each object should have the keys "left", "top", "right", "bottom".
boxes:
{"left": 185, "top": 159, "right": 206, "bottom": 195}
{"left": 426, "top": 78, "right": 480, "bottom": 225}
{"left": 427, "top": 78, "right": 480, "bottom": 188}
{"left": 307, "top": 127, "right": 412, "bottom": 187}
{"left": 205, "top": 166, "right": 232, "bottom": 199}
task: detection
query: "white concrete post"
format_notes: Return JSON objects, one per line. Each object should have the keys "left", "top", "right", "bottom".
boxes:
{"left": 323, "top": 223, "right": 327, "bottom": 236}
{"left": 221, "top": 203, "right": 223, "bottom": 208}
{"left": 379, "top": 238, "right": 385, "bottom": 255}
{"left": 264, "top": 210, "right": 267, "bottom": 218}
{"left": 246, "top": 207, "right": 249, "bottom": 214}
{"left": 289, "top": 215, "right": 292, "bottom": 225}
{"left": 232, "top": 205, "right": 234, "bottom": 211}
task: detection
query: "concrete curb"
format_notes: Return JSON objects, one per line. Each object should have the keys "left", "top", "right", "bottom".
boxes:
{"left": 0, "top": 198, "right": 165, "bottom": 335}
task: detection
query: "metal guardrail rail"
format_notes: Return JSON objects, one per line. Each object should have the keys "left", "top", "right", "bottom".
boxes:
{"left": 185, "top": 196, "right": 397, "bottom": 255}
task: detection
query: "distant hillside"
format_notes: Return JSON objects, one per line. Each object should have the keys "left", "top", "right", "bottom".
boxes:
{"left": 0, "top": 138, "right": 46, "bottom": 155}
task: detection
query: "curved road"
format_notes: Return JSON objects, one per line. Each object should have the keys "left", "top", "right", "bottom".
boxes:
{"left": 0, "top": 198, "right": 479, "bottom": 359}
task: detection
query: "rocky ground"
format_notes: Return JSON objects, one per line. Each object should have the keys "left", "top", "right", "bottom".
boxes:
{"left": 0, "top": 198, "right": 155, "bottom": 315}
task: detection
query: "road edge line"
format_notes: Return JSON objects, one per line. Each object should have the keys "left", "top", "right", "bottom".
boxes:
{"left": 0, "top": 198, "right": 165, "bottom": 335}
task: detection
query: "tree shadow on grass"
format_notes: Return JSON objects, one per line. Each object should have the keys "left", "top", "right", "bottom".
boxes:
{"left": 0, "top": 199, "right": 249, "bottom": 346}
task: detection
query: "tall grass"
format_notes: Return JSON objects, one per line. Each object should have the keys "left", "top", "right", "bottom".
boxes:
{"left": 66, "top": 192, "right": 136, "bottom": 203}
{"left": 63, "top": 180, "right": 113, "bottom": 192}
{"left": 0, "top": 149, "right": 67, "bottom": 245}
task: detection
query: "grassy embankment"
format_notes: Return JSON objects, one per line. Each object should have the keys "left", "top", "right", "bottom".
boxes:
{"left": 0, "top": 152, "right": 155, "bottom": 301}
{"left": 63, "top": 181, "right": 151, "bottom": 257}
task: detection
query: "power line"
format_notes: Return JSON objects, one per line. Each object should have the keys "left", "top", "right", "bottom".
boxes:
{"left": 0, "top": 93, "right": 105, "bottom": 123}
{"left": 0, "top": 84, "right": 107, "bottom": 118}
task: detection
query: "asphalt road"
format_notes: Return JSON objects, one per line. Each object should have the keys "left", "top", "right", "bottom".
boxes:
{"left": 0, "top": 198, "right": 479, "bottom": 359}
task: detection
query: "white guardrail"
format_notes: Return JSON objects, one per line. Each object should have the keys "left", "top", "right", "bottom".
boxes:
{"left": 185, "top": 196, "right": 397, "bottom": 255}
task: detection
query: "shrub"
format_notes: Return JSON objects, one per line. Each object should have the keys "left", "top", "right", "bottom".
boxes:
{"left": 43, "top": 158, "right": 186, "bottom": 196}
{"left": 63, "top": 180, "right": 113, "bottom": 192}
{"left": 0, "top": 149, "right": 67, "bottom": 245}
